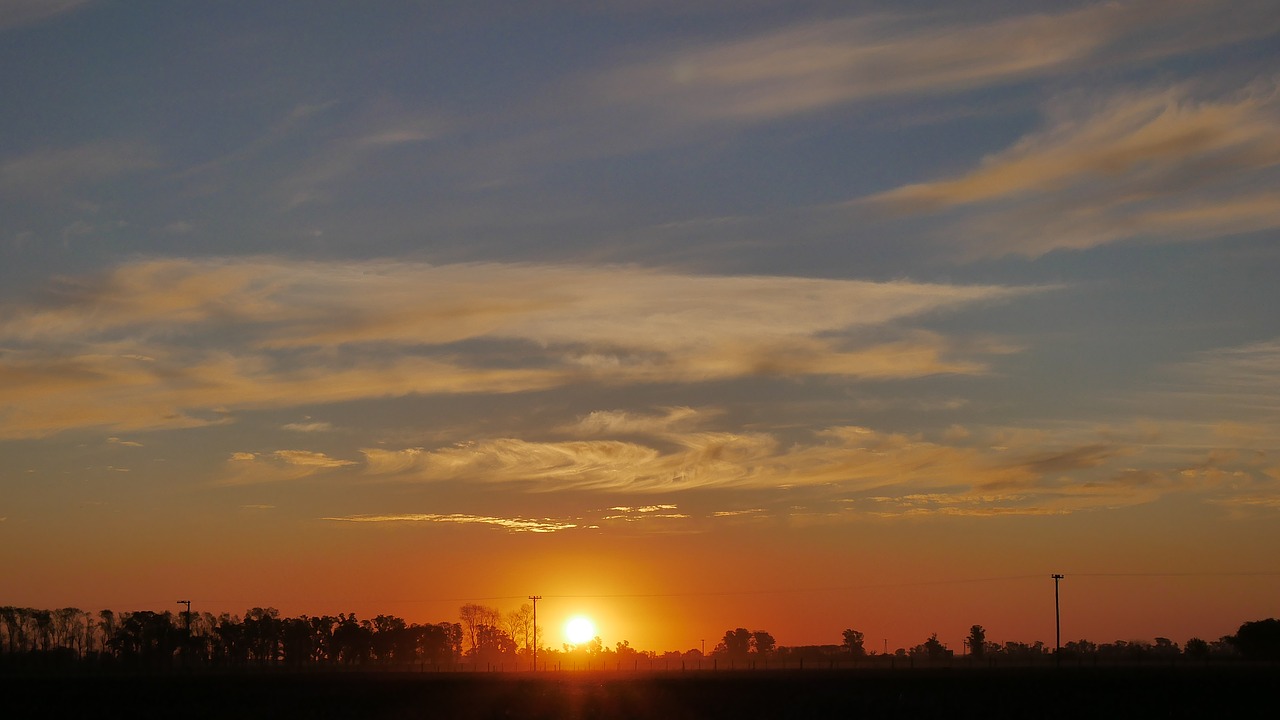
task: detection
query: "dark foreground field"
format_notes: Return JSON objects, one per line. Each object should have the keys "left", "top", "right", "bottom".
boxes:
{"left": 4, "top": 667, "right": 1277, "bottom": 719}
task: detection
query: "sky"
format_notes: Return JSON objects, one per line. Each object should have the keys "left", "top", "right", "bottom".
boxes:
{"left": 2, "top": 0, "right": 1279, "bottom": 653}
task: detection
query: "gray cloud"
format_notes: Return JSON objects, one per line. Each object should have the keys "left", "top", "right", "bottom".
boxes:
{"left": 0, "top": 141, "right": 158, "bottom": 195}
{"left": 593, "top": 1, "right": 1279, "bottom": 123}
{"left": 0, "top": 0, "right": 92, "bottom": 30}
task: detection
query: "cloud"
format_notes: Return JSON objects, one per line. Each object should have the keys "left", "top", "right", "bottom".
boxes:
{"left": 999, "top": 444, "right": 1128, "bottom": 477}
{"left": 710, "top": 508, "right": 764, "bottom": 518}
{"left": 563, "top": 407, "right": 713, "bottom": 436}
{"left": 0, "top": 141, "right": 158, "bottom": 196}
{"left": 594, "top": 1, "right": 1280, "bottom": 123}
{"left": 321, "top": 513, "right": 578, "bottom": 533}
{"left": 272, "top": 450, "right": 355, "bottom": 468}
{"left": 0, "top": 258, "right": 1035, "bottom": 438}
{"left": 354, "top": 413, "right": 1280, "bottom": 516}
{"left": 219, "top": 449, "right": 354, "bottom": 485}
{"left": 107, "top": 437, "right": 143, "bottom": 447}
{"left": 276, "top": 111, "right": 446, "bottom": 209}
{"left": 0, "top": 0, "right": 92, "bottom": 30}
{"left": 282, "top": 421, "right": 333, "bottom": 433}
{"left": 357, "top": 424, "right": 1113, "bottom": 501}
{"left": 602, "top": 504, "right": 687, "bottom": 521}
{"left": 863, "top": 81, "right": 1280, "bottom": 256}
{"left": 1143, "top": 338, "right": 1280, "bottom": 435}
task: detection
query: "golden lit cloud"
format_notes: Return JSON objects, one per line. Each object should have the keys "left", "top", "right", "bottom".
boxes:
{"left": 347, "top": 412, "right": 1280, "bottom": 517}
{"left": 219, "top": 448, "right": 354, "bottom": 485}
{"left": 272, "top": 450, "right": 355, "bottom": 468}
{"left": 562, "top": 407, "right": 711, "bottom": 436}
{"left": 865, "top": 82, "right": 1280, "bottom": 256}
{"left": 281, "top": 421, "right": 333, "bottom": 432}
{"left": 0, "top": 258, "right": 1032, "bottom": 438}
{"left": 321, "top": 513, "right": 578, "bottom": 533}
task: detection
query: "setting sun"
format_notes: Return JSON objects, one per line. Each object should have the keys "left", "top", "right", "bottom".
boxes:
{"left": 565, "top": 616, "right": 597, "bottom": 645}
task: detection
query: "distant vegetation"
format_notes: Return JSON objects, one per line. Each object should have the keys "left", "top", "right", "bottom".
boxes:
{"left": 1, "top": 604, "right": 1276, "bottom": 672}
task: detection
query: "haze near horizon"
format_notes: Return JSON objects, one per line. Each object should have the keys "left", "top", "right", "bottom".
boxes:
{"left": 2, "top": 0, "right": 1278, "bottom": 653}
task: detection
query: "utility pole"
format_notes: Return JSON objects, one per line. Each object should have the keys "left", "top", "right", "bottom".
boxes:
{"left": 701, "top": 639, "right": 705, "bottom": 656}
{"left": 176, "top": 600, "right": 191, "bottom": 634}
{"left": 528, "top": 595, "right": 541, "bottom": 672}
{"left": 1051, "top": 574, "right": 1064, "bottom": 663}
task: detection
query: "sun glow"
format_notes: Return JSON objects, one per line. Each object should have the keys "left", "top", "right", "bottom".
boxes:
{"left": 564, "top": 615, "right": 597, "bottom": 645}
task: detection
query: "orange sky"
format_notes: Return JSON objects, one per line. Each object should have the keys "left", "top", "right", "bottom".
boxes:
{"left": 3, "top": 0, "right": 1279, "bottom": 655}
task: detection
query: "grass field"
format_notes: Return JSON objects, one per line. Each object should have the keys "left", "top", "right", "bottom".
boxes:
{"left": 4, "top": 666, "right": 1277, "bottom": 719}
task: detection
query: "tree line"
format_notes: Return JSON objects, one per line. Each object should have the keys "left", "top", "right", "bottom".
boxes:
{"left": 3, "top": 604, "right": 1278, "bottom": 670}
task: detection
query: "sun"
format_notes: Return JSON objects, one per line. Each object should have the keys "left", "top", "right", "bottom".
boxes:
{"left": 564, "top": 615, "right": 597, "bottom": 645}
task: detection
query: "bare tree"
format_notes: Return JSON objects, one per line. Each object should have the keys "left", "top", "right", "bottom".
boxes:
{"left": 505, "top": 604, "right": 534, "bottom": 654}
{"left": 458, "top": 603, "right": 502, "bottom": 656}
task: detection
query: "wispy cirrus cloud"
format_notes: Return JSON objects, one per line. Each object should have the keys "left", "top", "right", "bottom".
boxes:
{"left": 277, "top": 110, "right": 447, "bottom": 209}
{"left": 561, "top": 407, "right": 711, "bottom": 437}
{"left": 352, "top": 413, "right": 1279, "bottom": 516}
{"left": 321, "top": 513, "right": 579, "bottom": 533}
{"left": 1149, "top": 338, "right": 1280, "bottom": 427}
{"left": 219, "top": 449, "right": 355, "bottom": 485}
{"left": 864, "top": 81, "right": 1280, "bottom": 257}
{"left": 0, "top": 258, "right": 1034, "bottom": 438}
{"left": 282, "top": 421, "right": 333, "bottom": 433}
{"left": 0, "top": 141, "right": 158, "bottom": 196}
{"left": 593, "top": 0, "right": 1279, "bottom": 123}
{"left": 0, "top": 0, "right": 93, "bottom": 30}
{"left": 358, "top": 424, "right": 1104, "bottom": 498}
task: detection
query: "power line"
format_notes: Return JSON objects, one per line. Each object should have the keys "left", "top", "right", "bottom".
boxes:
{"left": 76, "top": 570, "right": 1280, "bottom": 609}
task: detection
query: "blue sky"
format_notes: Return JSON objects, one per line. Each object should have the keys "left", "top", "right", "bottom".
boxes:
{"left": 2, "top": 0, "right": 1278, "bottom": 649}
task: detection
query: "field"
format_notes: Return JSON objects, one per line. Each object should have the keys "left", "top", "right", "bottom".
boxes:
{"left": 4, "top": 666, "right": 1276, "bottom": 718}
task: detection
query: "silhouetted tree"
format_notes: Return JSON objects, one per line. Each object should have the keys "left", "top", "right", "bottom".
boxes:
{"left": 841, "top": 628, "right": 867, "bottom": 658}
{"left": 1230, "top": 618, "right": 1280, "bottom": 661}
{"left": 751, "top": 630, "right": 776, "bottom": 656}
{"left": 281, "top": 617, "right": 315, "bottom": 666}
{"left": 459, "top": 603, "right": 502, "bottom": 656}
{"left": 242, "top": 607, "right": 281, "bottom": 664}
{"left": 332, "top": 613, "right": 372, "bottom": 665}
{"left": 418, "top": 622, "right": 462, "bottom": 664}
{"left": 109, "top": 611, "right": 179, "bottom": 667}
{"left": 0, "top": 607, "right": 23, "bottom": 654}
{"left": 472, "top": 623, "right": 517, "bottom": 664}
{"left": 715, "top": 628, "right": 752, "bottom": 661}
{"left": 506, "top": 604, "right": 534, "bottom": 655}
{"left": 967, "top": 625, "right": 987, "bottom": 658}
{"left": 911, "top": 633, "right": 952, "bottom": 660}
{"left": 1184, "top": 637, "right": 1210, "bottom": 660}
{"left": 1062, "top": 639, "right": 1096, "bottom": 659}
{"left": 1152, "top": 637, "right": 1180, "bottom": 658}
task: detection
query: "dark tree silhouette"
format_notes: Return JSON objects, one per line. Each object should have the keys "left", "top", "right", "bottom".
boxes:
{"left": 967, "top": 625, "right": 987, "bottom": 658}
{"left": 716, "top": 628, "right": 752, "bottom": 661}
{"left": 109, "top": 611, "right": 179, "bottom": 667}
{"left": 1230, "top": 618, "right": 1280, "bottom": 661}
{"left": 751, "top": 630, "right": 776, "bottom": 656}
{"left": 1184, "top": 637, "right": 1210, "bottom": 660}
{"left": 841, "top": 628, "right": 867, "bottom": 658}
{"left": 911, "top": 633, "right": 952, "bottom": 660}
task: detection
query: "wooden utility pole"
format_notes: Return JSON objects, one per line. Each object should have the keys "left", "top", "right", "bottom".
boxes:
{"left": 528, "top": 595, "right": 541, "bottom": 672}
{"left": 1051, "top": 574, "right": 1064, "bottom": 664}
{"left": 176, "top": 600, "right": 191, "bottom": 633}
